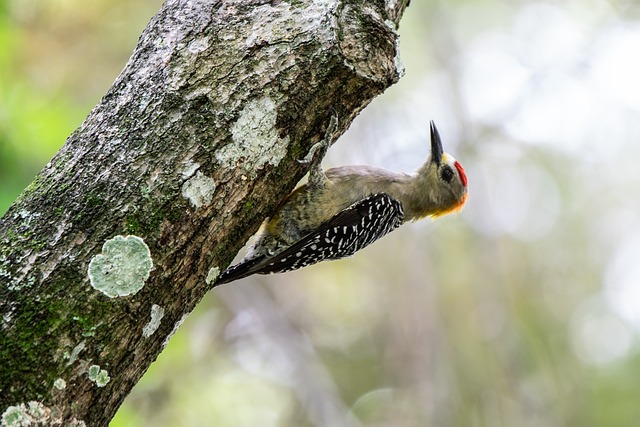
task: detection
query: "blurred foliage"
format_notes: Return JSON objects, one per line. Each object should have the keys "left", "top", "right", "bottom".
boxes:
{"left": 2, "top": 0, "right": 640, "bottom": 426}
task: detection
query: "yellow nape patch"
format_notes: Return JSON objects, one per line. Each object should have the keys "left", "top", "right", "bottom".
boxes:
{"left": 429, "top": 192, "right": 468, "bottom": 219}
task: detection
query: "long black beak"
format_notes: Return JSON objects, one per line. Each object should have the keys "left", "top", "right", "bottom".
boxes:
{"left": 430, "top": 120, "right": 443, "bottom": 165}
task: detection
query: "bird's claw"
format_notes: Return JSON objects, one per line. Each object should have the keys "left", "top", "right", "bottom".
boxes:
{"left": 298, "top": 113, "right": 339, "bottom": 164}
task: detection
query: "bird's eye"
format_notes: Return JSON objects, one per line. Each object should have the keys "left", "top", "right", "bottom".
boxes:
{"left": 441, "top": 166, "right": 454, "bottom": 183}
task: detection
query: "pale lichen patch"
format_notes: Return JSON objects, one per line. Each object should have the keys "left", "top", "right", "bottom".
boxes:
{"left": 88, "top": 235, "right": 152, "bottom": 298}
{"left": 1, "top": 401, "right": 50, "bottom": 426}
{"left": 142, "top": 304, "right": 165, "bottom": 338}
{"left": 389, "top": 22, "right": 405, "bottom": 78}
{"left": 162, "top": 313, "right": 189, "bottom": 349}
{"left": 1, "top": 405, "right": 28, "bottom": 427}
{"left": 64, "top": 341, "right": 86, "bottom": 367}
{"left": 181, "top": 161, "right": 200, "bottom": 179}
{"left": 187, "top": 36, "right": 210, "bottom": 54}
{"left": 216, "top": 96, "right": 290, "bottom": 176}
{"left": 53, "top": 378, "right": 66, "bottom": 390}
{"left": 88, "top": 365, "right": 110, "bottom": 388}
{"left": 182, "top": 171, "right": 216, "bottom": 208}
{"left": 16, "top": 209, "right": 41, "bottom": 223}
{"left": 205, "top": 267, "right": 220, "bottom": 285}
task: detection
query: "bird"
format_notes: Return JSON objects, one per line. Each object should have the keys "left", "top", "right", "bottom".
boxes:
{"left": 217, "top": 118, "right": 468, "bottom": 284}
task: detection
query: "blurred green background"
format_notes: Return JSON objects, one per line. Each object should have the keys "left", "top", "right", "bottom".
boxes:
{"left": 3, "top": 0, "right": 640, "bottom": 426}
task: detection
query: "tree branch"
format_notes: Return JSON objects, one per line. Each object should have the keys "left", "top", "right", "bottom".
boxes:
{"left": 0, "top": 0, "right": 410, "bottom": 425}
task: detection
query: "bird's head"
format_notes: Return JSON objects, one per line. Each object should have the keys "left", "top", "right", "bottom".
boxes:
{"left": 416, "top": 121, "right": 468, "bottom": 218}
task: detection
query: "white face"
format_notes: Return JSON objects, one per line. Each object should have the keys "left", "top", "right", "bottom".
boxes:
{"left": 426, "top": 151, "right": 468, "bottom": 219}
{"left": 442, "top": 153, "right": 454, "bottom": 164}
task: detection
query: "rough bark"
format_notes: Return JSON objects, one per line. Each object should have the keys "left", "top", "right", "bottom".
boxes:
{"left": 0, "top": 0, "right": 409, "bottom": 425}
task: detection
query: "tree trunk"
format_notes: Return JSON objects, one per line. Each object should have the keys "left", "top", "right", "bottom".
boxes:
{"left": 0, "top": 0, "right": 409, "bottom": 425}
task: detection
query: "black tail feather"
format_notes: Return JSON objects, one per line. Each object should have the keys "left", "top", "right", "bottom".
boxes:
{"left": 216, "top": 255, "right": 267, "bottom": 285}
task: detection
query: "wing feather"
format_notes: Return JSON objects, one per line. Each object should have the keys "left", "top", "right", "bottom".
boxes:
{"left": 217, "top": 193, "right": 404, "bottom": 284}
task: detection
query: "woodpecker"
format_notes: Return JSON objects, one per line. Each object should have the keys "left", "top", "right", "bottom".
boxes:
{"left": 217, "top": 119, "right": 468, "bottom": 284}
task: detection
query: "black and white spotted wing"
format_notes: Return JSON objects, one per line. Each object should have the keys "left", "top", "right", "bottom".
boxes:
{"left": 216, "top": 193, "right": 404, "bottom": 284}
{"left": 256, "top": 193, "right": 404, "bottom": 275}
